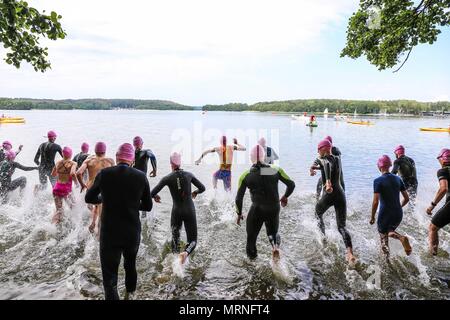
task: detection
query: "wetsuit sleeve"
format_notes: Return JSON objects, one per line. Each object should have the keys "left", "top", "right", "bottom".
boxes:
{"left": 399, "top": 178, "right": 406, "bottom": 192}
{"left": 13, "top": 162, "right": 37, "bottom": 171}
{"left": 235, "top": 170, "right": 249, "bottom": 215}
{"left": 277, "top": 167, "right": 295, "bottom": 198}
{"left": 191, "top": 175, "right": 206, "bottom": 194}
{"left": 56, "top": 145, "right": 63, "bottom": 158}
{"left": 140, "top": 176, "right": 153, "bottom": 211}
{"left": 392, "top": 159, "right": 400, "bottom": 175}
{"left": 323, "top": 159, "right": 331, "bottom": 181}
{"left": 147, "top": 150, "right": 157, "bottom": 171}
{"left": 150, "top": 176, "right": 168, "bottom": 197}
{"left": 437, "top": 168, "right": 449, "bottom": 181}
{"left": 333, "top": 147, "right": 342, "bottom": 156}
{"left": 85, "top": 172, "right": 103, "bottom": 205}
{"left": 34, "top": 144, "right": 42, "bottom": 165}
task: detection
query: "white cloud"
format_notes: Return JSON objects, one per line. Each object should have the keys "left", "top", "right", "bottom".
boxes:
{"left": 0, "top": 0, "right": 359, "bottom": 104}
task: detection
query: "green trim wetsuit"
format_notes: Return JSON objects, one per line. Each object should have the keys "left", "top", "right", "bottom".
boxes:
{"left": 235, "top": 163, "right": 295, "bottom": 259}
{"left": 133, "top": 149, "right": 157, "bottom": 175}
{"left": 314, "top": 154, "right": 352, "bottom": 249}
{"left": 392, "top": 155, "right": 418, "bottom": 196}
{"left": 151, "top": 169, "right": 205, "bottom": 256}
{"left": 0, "top": 160, "right": 37, "bottom": 200}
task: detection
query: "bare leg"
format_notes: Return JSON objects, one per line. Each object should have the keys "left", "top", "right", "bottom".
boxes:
{"left": 379, "top": 233, "right": 390, "bottom": 256}
{"left": 346, "top": 247, "right": 357, "bottom": 265}
{"left": 428, "top": 223, "right": 439, "bottom": 256}
{"left": 89, "top": 205, "right": 98, "bottom": 233}
{"left": 96, "top": 204, "right": 102, "bottom": 239}
{"left": 179, "top": 252, "right": 189, "bottom": 265}
{"left": 212, "top": 174, "right": 218, "bottom": 189}
{"left": 52, "top": 196, "right": 63, "bottom": 224}
{"left": 388, "top": 231, "right": 412, "bottom": 256}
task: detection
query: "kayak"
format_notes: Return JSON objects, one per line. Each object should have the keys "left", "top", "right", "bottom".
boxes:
{"left": 306, "top": 122, "right": 318, "bottom": 127}
{"left": 420, "top": 127, "right": 450, "bottom": 132}
{"left": 0, "top": 118, "right": 25, "bottom": 124}
{"left": 347, "top": 120, "right": 373, "bottom": 126}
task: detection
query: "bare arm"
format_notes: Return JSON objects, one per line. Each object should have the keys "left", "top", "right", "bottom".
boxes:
{"left": 401, "top": 190, "right": 409, "bottom": 207}
{"left": 371, "top": 193, "right": 380, "bottom": 224}
{"left": 51, "top": 161, "right": 59, "bottom": 177}
{"left": 76, "top": 160, "right": 89, "bottom": 190}
{"left": 427, "top": 179, "right": 448, "bottom": 215}
{"left": 195, "top": 148, "right": 215, "bottom": 164}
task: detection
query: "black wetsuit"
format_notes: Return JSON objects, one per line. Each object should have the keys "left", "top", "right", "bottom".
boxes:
{"left": 34, "top": 141, "right": 62, "bottom": 187}
{"left": 392, "top": 155, "right": 418, "bottom": 196}
{"left": 316, "top": 146, "right": 345, "bottom": 197}
{"left": 85, "top": 163, "right": 152, "bottom": 300}
{"left": 0, "top": 160, "right": 36, "bottom": 199}
{"left": 133, "top": 149, "right": 157, "bottom": 175}
{"left": 431, "top": 166, "right": 450, "bottom": 229}
{"left": 73, "top": 152, "right": 89, "bottom": 169}
{"left": 151, "top": 169, "right": 205, "bottom": 255}
{"left": 235, "top": 164, "right": 295, "bottom": 259}
{"left": 0, "top": 149, "right": 6, "bottom": 162}
{"left": 314, "top": 154, "right": 352, "bottom": 249}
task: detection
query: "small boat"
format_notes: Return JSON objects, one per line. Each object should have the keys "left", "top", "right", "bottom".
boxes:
{"left": 306, "top": 121, "right": 318, "bottom": 127}
{"left": 420, "top": 127, "right": 450, "bottom": 132}
{"left": 291, "top": 114, "right": 308, "bottom": 122}
{"left": 347, "top": 120, "right": 373, "bottom": 126}
{"left": 0, "top": 117, "right": 25, "bottom": 124}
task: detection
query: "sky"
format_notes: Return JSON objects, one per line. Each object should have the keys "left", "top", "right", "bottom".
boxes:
{"left": 0, "top": 0, "right": 449, "bottom": 105}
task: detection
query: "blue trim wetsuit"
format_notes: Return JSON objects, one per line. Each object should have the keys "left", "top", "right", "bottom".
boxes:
{"left": 151, "top": 169, "right": 205, "bottom": 256}
{"left": 73, "top": 152, "right": 89, "bottom": 169}
{"left": 373, "top": 173, "right": 406, "bottom": 234}
{"left": 133, "top": 149, "right": 157, "bottom": 175}
{"left": 85, "top": 163, "right": 152, "bottom": 300}
{"left": 431, "top": 166, "right": 450, "bottom": 229}
{"left": 235, "top": 164, "right": 295, "bottom": 259}
{"left": 34, "top": 141, "right": 62, "bottom": 187}
{"left": 392, "top": 155, "right": 418, "bottom": 196}
{"left": 0, "top": 160, "right": 37, "bottom": 200}
{"left": 316, "top": 146, "right": 345, "bottom": 198}
{"left": 314, "top": 154, "right": 352, "bottom": 249}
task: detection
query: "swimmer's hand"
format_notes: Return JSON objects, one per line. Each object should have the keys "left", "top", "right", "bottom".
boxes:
{"left": 153, "top": 195, "right": 161, "bottom": 203}
{"left": 233, "top": 138, "right": 238, "bottom": 144}
{"left": 80, "top": 184, "right": 87, "bottom": 193}
{"left": 310, "top": 168, "right": 316, "bottom": 176}
{"left": 191, "top": 191, "right": 198, "bottom": 199}
{"left": 426, "top": 205, "right": 434, "bottom": 216}
{"left": 149, "top": 170, "right": 156, "bottom": 177}
{"left": 236, "top": 214, "right": 244, "bottom": 226}
{"left": 280, "top": 196, "right": 288, "bottom": 207}
{"left": 369, "top": 217, "right": 375, "bottom": 225}
{"left": 195, "top": 159, "right": 201, "bottom": 166}
{"left": 325, "top": 181, "right": 333, "bottom": 193}
{"left": 18, "top": 145, "right": 23, "bottom": 151}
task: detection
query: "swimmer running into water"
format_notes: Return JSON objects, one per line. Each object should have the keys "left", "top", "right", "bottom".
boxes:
{"left": 195, "top": 136, "right": 246, "bottom": 191}
{"left": 34, "top": 131, "right": 63, "bottom": 189}
{"left": 235, "top": 145, "right": 295, "bottom": 262}
{"left": 392, "top": 145, "right": 418, "bottom": 200}
{"left": 310, "top": 139, "right": 356, "bottom": 264}
{"left": 132, "top": 136, "right": 157, "bottom": 177}
{"left": 426, "top": 149, "right": 450, "bottom": 255}
{"left": 51, "top": 147, "right": 78, "bottom": 224}
{"left": 77, "top": 142, "right": 115, "bottom": 233}
{"left": 371, "top": 155, "right": 411, "bottom": 257}
{"left": 0, "top": 141, "right": 23, "bottom": 162}
{"left": 151, "top": 152, "right": 205, "bottom": 265}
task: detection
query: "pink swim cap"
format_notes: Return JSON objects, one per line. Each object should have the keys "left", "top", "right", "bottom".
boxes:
{"left": 437, "top": 148, "right": 450, "bottom": 163}
{"left": 116, "top": 143, "right": 135, "bottom": 162}
{"left": 81, "top": 142, "right": 89, "bottom": 153}
{"left": 47, "top": 131, "right": 57, "bottom": 139}
{"left": 170, "top": 152, "right": 182, "bottom": 167}
{"left": 62, "top": 146, "right": 72, "bottom": 159}
{"left": 377, "top": 155, "right": 392, "bottom": 169}
{"left": 394, "top": 145, "right": 405, "bottom": 156}
{"left": 324, "top": 136, "right": 333, "bottom": 144}
{"left": 133, "top": 136, "right": 143, "bottom": 148}
{"left": 250, "top": 144, "right": 265, "bottom": 164}
{"left": 258, "top": 137, "right": 267, "bottom": 147}
{"left": 318, "top": 139, "right": 332, "bottom": 151}
{"left": 5, "top": 150, "right": 16, "bottom": 161}
{"left": 95, "top": 142, "right": 107, "bottom": 154}
{"left": 2, "top": 141, "right": 12, "bottom": 150}
{"left": 220, "top": 136, "right": 227, "bottom": 146}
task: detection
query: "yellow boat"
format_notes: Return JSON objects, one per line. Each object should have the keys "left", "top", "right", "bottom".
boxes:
{"left": 0, "top": 117, "right": 25, "bottom": 124}
{"left": 347, "top": 120, "right": 374, "bottom": 126}
{"left": 420, "top": 127, "right": 450, "bottom": 132}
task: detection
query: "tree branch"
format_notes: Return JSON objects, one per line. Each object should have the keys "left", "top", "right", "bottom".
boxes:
{"left": 393, "top": 47, "right": 413, "bottom": 73}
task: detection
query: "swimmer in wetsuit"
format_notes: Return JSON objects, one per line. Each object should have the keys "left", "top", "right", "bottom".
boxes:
{"left": 51, "top": 147, "right": 78, "bottom": 224}
{"left": 426, "top": 149, "right": 450, "bottom": 255}
{"left": 34, "top": 131, "right": 63, "bottom": 189}
{"left": 73, "top": 142, "right": 90, "bottom": 170}
{"left": 371, "top": 155, "right": 411, "bottom": 257}
{"left": 151, "top": 152, "right": 206, "bottom": 265}
{"left": 85, "top": 143, "right": 152, "bottom": 300}
{"left": 235, "top": 145, "right": 295, "bottom": 261}
{"left": 195, "top": 136, "right": 246, "bottom": 191}
{"left": 315, "top": 136, "right": 345, "bottom": 199}
{"left": 132, "top": 136, "right": 157, "bottom": 177}
{"left": 392, "top": 145, "right": 418, "bottom": 199}
{"left": 77, "top": 142, "right": 115, "bottom": 234}
{"left": 0, "top": 141, "right": 23, "bottom": 162}
{"left": 0, "top": 150, "right": 38, "bottom": 202}
{"left": 310, "top": 139, "right": 356, "bottom": 264}
{"left": 257, "top": 137, "right": 279, "bottom": 165}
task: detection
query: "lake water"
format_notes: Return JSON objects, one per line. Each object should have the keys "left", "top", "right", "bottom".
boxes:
{"left": 0, "top": 110, "right": 449, "bottom": 299}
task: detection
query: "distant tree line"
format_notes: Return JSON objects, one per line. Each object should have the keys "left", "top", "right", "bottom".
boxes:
{"left": 203, "top": 100, "right": 450, "bottom": 115}
{"left": 0, "top": 98, "right": 193, "bottom": 110}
